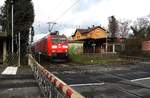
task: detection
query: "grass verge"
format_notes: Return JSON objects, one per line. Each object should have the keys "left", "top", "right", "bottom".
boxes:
{"left": 69, "top": 54, "right": 128, "bottom": 65}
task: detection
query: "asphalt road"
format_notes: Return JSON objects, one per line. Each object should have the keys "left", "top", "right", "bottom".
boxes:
{"left": 45, "top": 62, "right": 150, "bottom": 98}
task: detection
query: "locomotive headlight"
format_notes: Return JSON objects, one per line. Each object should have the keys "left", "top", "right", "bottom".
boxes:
{"left": 65, "top": 50, "right": 68, "bottom": 52}
{"left": 62, "top": 45, "right": 68, "bottom": 48}
{"left": 52, "top": 45, "right": 57, "bottom": 49}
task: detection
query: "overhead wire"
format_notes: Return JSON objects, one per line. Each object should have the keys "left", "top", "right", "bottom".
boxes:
{"left": 48, "top": 0, "right": 81, "bottom": 32}
{"left": 54, "top": 0, "right": 81, "bottom": 22}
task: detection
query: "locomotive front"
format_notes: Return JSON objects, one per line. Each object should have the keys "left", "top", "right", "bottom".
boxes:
{"left": 50, "top": 35, "right": 69, "bottom": 61}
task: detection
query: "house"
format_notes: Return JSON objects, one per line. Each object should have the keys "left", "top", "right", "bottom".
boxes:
{"left": 72, "top": 26, "right": 108, "bottom": 53}
{"left": 72, "top": 26, "right": 108, "bottom": 40}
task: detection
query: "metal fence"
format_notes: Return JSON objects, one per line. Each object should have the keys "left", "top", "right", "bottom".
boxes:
{"left": 28, "top": 54, "right": 85, "bottom": 98}
{"left": 4, "top": 32, "right": 28, "bottom": 66}
{"left": 78, "top": 53, "right": 118, "bottom": 59}
{"left": 120, "top": 56, "right": 150, "bottom": 63}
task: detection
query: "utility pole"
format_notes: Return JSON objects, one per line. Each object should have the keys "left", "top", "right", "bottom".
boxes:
{"left": 105, "top": 35, "right": 108, "bottom": 53}
{"left": 31, "top": 26, "right": 34, "bottom": 43}
{"left": 18, "top": 32, "right": 20, "bottom": 67}
{"left": 11, "top": 0, "right": 14, "bottom": 54}
{"left": 47, "top": 22, "right": 57, "bottom": 32}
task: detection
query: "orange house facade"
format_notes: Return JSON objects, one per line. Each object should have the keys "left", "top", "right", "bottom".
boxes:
{"left": 72, "top": 26, "right": 108, "bottom": 53}
{"left": 142, "top": 40, "right": 150, "bottom": 51}
{"left": 72, "top": 26, "right": 107, "bottom": 40}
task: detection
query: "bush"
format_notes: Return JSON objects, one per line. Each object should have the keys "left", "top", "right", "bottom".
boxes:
{"left": 120, "top": 38, "right": 145, "bottom": 56}
{"left": 69, "top": 54, "right": 120, "bottom": 65}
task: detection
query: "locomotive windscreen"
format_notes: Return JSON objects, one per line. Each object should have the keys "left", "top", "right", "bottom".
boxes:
{"left": 52, "top": 35, "right": 67, "bottom": 43}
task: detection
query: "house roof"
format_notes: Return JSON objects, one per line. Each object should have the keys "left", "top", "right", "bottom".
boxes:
{"left": 50, "top": 31, "right": 59, "bottom": 35}
{"left": 72, "top": 26, "right": 107, "bottom": 37}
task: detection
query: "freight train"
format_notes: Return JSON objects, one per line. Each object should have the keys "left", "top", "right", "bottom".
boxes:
{"left": 31, "top": 32, "right": 69, "bottom": 61}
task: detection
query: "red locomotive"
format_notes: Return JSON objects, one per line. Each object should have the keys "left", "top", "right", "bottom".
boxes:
{"left": 32, "top": 31, "right": 69, "bottom": 61}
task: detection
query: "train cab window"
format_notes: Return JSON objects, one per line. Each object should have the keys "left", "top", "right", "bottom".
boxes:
{"left": 52, "top": 37, "right": 66, "bottom": 43}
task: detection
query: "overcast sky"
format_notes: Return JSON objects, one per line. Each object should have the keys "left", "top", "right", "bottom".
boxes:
{"left": 1, "top": 0, "right": 150, "bottom": 39}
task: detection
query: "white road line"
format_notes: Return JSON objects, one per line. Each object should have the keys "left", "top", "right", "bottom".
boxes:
{"left": 131, "top": 77, "right": 150, "bottom": 82}
{"left": 69, "top": 77, "right": 150, "bottom": 87}
{"left": 2, "top": 66, "right": 18, "bottom": 75}
{"left": 11, "top": 67, "right": 18, "bottom": 74}
{"left": 69, "top": 83, "right": 105, "bottom": 87}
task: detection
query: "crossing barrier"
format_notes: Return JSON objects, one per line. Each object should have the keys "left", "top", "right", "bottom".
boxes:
{"left": 28, "top": 54, "right": 85, "bottom": 98}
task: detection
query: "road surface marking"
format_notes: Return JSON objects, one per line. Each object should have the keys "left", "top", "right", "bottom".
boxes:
{"left": 2, "top": 66, "right": 18, "bottom": 75}
{"left": 131, "top": 77, "right": 150, "bottom": 82}
{"left": 69, "top": 83, "right": 105, "bottom": 87}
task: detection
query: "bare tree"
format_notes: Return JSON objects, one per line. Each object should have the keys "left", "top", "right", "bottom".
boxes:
{"left": 119, "top": 20, "right": 131, "bottom": 38}
{"left": 108, "top": 16, "right": 119, "bottom": 38}
{"left": 131, "top": 17, "right": 150, "bottom": 38}
{"left": 135, "top": 18, "right": 149, "bottom": 29}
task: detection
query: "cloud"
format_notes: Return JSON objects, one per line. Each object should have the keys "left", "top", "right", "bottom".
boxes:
{"left": 33, "top": 33, "right": 47, "bottom": 42}
{"left": 0, "top": 0, "right": 5, "bottom": 6}
{"left": 73, "top": 0, "right": 102, "bottom": 12}
{"left": 33, "top": 21, "right": 49, "bottom": 34}
{"left": 33, "top": 0, "right": 74, "bottom": 22}
{"left": 33, "top": 0, "right": 150, "bottom": 39}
